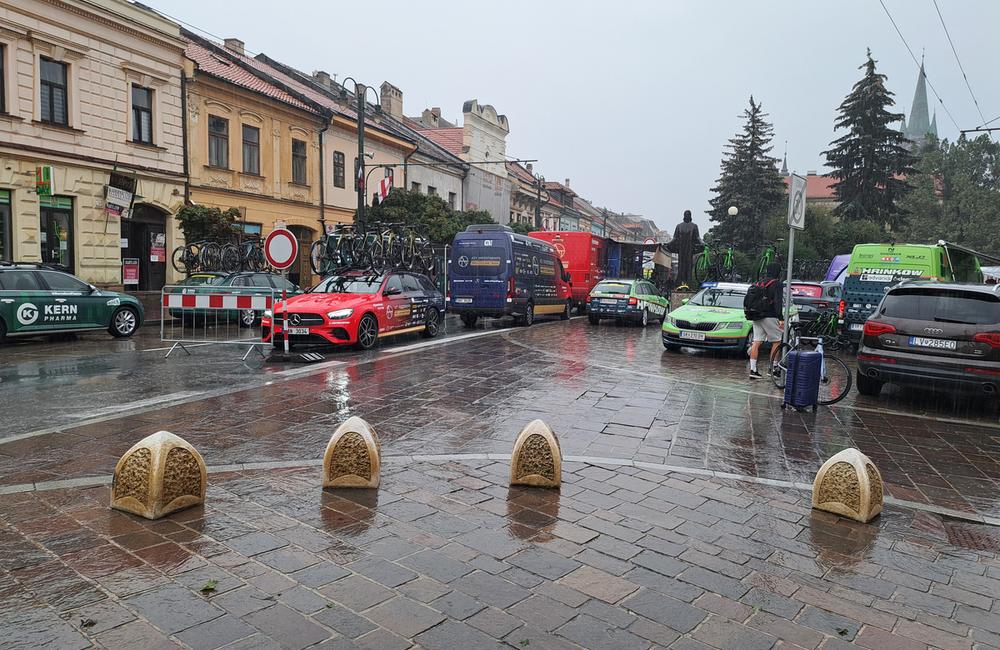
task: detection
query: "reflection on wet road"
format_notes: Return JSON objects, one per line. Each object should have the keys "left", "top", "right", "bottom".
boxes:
{"left": 1, "top": 317, "right": 998, "bottom": 521}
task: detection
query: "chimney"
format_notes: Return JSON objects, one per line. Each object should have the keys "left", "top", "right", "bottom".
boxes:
{"left": 313, "top": 70, "right": 331, "bottom": 88}
{"left": 431, "top": 107, "right": 441, "bottom": 118}
{"left": 526, "top": 163, "right": 533, "bottom": 173}
{"left": 223, "top": 38, "right": 245, "bottom": 56}
{"left": 380, "top": 81, "right": 403, "bottom": 119}
{"left": 565, "top": 178, "right": 570, "bottom": 187}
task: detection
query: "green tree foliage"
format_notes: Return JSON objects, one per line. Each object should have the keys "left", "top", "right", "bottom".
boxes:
{"left": 361, "top": 189, "right": 493, "bottom": 245}
{"left": 508, "top": 221, "right": 534, "bottom": 236}
{"left": 707, "top": 96, "right": 786, "bottom": 251}
{"left": 175, "top": 204, "right": 242, "bottom": 243}
{"left": 898, "top": 134, "right": 1000, "bottom": 256}
{"left": 824, "top": 50, "right": 914, "bottom": 228}
{"left": 762, "top": 204, "right": 889, "bottom": 270}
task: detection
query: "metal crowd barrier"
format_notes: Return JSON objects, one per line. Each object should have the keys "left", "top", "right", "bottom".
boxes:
{"left": 160, "top": 285, "right": 276, "bottom": 359}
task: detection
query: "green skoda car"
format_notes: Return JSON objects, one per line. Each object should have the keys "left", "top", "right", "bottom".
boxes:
{"left": 0, "top": 263, "right": 144, "bottom": 340}
{"left": 587, "top": 278, "right": 669, "bottom": 326}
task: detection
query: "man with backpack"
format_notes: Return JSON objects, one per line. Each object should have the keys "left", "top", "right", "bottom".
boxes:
{"left": 743, "top": 262, "right": 785, "bottom": 379}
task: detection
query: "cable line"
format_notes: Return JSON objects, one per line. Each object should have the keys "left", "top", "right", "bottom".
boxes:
{"left": 932, "top": 0, "right": 991, "bottom": 138}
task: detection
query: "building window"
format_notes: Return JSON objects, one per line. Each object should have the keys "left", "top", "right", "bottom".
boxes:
{"left": 411, "top": 182, "right": 421, "bottom": 193}
{"left": 131, "top": 85, "right": 153, "bottom": 144}
{"left": 0, "top": 190, "right": 11, "bottom": 261}
{"left": 427, "top": 186, "right": 437, "bottom": 197}
{"left": 0, "top": 45, "right": 6, "bottom": 114}
{"left": 208, "top": 115, "right": 228, "bottom": 168}
{"left": 39, "top": 195, "right": 73, "bottom": 271}
{"left": 242, "top": 125, "right": 260, "bottom": 175}
{"left": 448, "top": 192, "right": 457, "bottom": 209}
{"left": 292, "top": 139, "right": 307, "bottom": 184}
{"left": 333, "top": 151, "right": 345, "bottom": 188}
{"left": 40, "top": 57, "right": 68, "bottom": 125}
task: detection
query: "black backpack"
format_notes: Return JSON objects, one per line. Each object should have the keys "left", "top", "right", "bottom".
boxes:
{"left": 743, "top": 280, "right": 776, "bottom": 320}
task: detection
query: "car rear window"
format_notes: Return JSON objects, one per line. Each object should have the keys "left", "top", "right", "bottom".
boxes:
{"left": 453, "top": 246, "right": 507, "bottom": 277}
{"left": 791, "top": 284, "right": 822, "bottom": 298}
{"left": 593, "top": 281, "right": 632, "bottom": 294}
{"left": 881, "top": 288, "right": 1000, "bottom": 325}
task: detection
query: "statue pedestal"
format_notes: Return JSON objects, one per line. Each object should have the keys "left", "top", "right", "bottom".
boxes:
{"left": 669, "top": 290, "right": 696, "bottom": 312}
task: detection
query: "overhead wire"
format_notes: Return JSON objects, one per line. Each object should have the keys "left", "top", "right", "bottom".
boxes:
{"left": 931, "top": 0, "right": 991, "bottom": 138}
{"left": 878, "top": 0, "right": 961, "bottom": 132}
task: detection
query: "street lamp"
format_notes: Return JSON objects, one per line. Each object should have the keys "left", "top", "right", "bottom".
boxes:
{"left": 727, "top": 206, "right": 738, "bottom": 217}
{"left": 337, "top": 77, "right": 381, "bottom": 225}
{"left": 534, "top": 173, "right": 545, "bottom": 229}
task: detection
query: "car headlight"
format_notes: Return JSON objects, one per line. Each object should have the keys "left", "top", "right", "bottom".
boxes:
{"left": 263, "top": 309, "right": 272, "bottom": 318}
{"left": 667, "top": 317, "right": 677, "bottom": 326}
{"left": 716, "top": 322, "right": 743, "bottom": 330}
{"left": 327, "top": 308, "right": 354, "bottom": 319}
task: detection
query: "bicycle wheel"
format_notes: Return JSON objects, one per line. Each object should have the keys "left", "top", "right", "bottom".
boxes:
{"left": 817, "top": 354, "right": 852, "bottom": 405}
{"left": 768, "top": 342, "right": 792, "bottom": 389}
{"left": 310, "top": 240, "right": 327, "bottom": 275}
{"left": 200, "top": 242, "right": 222, "bottom": 271}
{"left": 171, "top": 246, "right": 190, "bottom": 274}
{"left": 369, "top": 239, "right": 386, "bottom": 273}
{"left": 692, "top": 253, "right": 711, "bottom": 285}
{"left": 220, "top": 244, "right": 241, "bottom": 273}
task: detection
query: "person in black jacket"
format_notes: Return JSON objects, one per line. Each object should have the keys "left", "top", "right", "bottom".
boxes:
{"left": 748, "top": 263, "right": 785, "bottom": 379}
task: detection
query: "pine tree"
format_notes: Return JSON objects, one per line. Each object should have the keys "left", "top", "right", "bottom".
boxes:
{"left": 824, "top": 49, "right": 914, "bottom": 228}
{"left": 707, "top": 96, "right": 786, "bottom": 252}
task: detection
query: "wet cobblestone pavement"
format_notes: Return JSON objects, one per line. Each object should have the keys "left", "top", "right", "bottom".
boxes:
{"left": 2, "top": 458, "right": 999, "bottom": 649}
{"left": 1, "top": 320, "right": 998, "bottom": 520}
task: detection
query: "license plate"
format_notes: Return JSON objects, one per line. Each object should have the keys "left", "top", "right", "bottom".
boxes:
{"left": 454, "top": 298, "right": 472, "bottom": 304}
{"left": 286, "top": 327, "right": 310, "bottom": 335}
{"left": 849, "top": 323, "right": 863, "bottom": 331}
{"left": 600, "top": 299, "right": 618, "bottom": 304}
{"left": 908, "top": 336, "right": 957, "bottom": 350}
{"left": 679, "top": 331, "right": 706, "bottom": 341}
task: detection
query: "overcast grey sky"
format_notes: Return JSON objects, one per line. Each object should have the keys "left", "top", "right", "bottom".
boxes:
{"left": 156, "top": 0, "right": 1000, "bottom": 232}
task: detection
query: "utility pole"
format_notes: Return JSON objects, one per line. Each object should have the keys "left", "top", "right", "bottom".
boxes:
{"left": 356, "top": 83, "right": 366, "bottom": 225}
{"left": 534, "top": 175, "right": 544, "bottom": 229}
{"left": 602, "top": 209, "right": 609, "bottom": 238}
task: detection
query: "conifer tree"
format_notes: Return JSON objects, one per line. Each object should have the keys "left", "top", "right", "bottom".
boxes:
{"left": 707, "top": 96, "right": 785, "bottom": 251}
{"left": 824, "top": 49, "right": 914, "bottom": 228}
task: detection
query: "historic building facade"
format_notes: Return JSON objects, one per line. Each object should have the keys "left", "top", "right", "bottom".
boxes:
{"left": 0, "top": 0, "right": 186, "bottom": 289}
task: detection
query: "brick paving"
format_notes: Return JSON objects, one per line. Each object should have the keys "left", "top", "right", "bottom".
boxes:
{"left": 1, "top": 321, "right": 998, "bottom": 521}
{"left": 1, "top": 458, "right": 999, "bottom": 649}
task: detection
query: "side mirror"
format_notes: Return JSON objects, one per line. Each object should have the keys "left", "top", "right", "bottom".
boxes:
{"left": 383, "top": 287, "right": 401, "bottom": 297}
{"left": 681, "top": 298, "right": 689, "bottom": 305}
{"left": 88, "top": 284, "right": 98, "bottom": 293}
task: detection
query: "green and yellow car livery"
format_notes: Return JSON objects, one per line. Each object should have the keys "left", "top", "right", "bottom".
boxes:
{"left": 587, "top": 279, "right": 668, "bottom": 327}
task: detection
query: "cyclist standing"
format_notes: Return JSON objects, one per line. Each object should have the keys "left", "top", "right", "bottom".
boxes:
{"left": 744, "top": 262, "right": 784, "bottom": 379}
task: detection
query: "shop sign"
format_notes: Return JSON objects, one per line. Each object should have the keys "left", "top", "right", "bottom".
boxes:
{"left": 36, "top": 166, "right": 54, "bottom": 196}
{"left": 105, "top": 171, "right": 138, "bottom": 217}
{"left": 150, "top": 233, "right": 166, "bottom": 263}
{"left": 122, "top": 258, "right": 140, "bottom": 285}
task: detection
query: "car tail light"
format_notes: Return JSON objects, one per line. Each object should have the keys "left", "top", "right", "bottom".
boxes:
{"left": 838, "top": 300, "right": 845, "bottom": 317}
{"left": 973, "top": 332, "right": 1000, "bottom": 348}
{"left": 858, "top": 353, "right": 896, "bottom": 364}
{"left": 966, "top": 366, "right": 1000, "bottom": 376}
{"left": 863, "top": 321, "right": 896, "bottom": 337}
{"left": 586, "top": 295, "right": 592, "bottom": 303}
{"left": 628, "top": 297, "right": 638, "bottom": 306}
{"left": 507, "top": 276, "right": 515, "bottom": 299}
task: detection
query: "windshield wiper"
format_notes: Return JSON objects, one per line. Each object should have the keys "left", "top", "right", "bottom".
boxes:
{"left": 933, "top": 316, "right": 974, "bottom": 324}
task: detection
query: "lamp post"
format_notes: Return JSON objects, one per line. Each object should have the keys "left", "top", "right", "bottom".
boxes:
{"left": 337, "top": 77, "right": 381, "bottom": 225}
{"left": 727, "top": 206, "right": 738, "bottom": 217}
{"left": 534, "top": 173, "right": 545, "bottom": 229}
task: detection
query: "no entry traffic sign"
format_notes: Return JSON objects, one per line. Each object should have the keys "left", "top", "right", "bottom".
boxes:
{"left": 264, "top": 228, "right": 298, "bottom": 270}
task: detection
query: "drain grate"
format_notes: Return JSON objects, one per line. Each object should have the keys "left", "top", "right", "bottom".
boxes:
{"left": 944, "top": 520, "right": 1000, "bottom": 553}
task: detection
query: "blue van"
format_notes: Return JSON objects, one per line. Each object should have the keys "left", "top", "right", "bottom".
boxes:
{"left": 448, "top": 224, "right": 573, "bottom": 327}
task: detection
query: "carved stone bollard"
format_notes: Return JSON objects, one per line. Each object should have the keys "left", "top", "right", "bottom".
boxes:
{"left": 323, "top": 416, "right": 381, "bottom": 489}
{"left": 110, "top": 431, "right": 207, "bottom": 520}
{"left": 812, "top": 448, "right": 884, "bottom": 523}
{"left": 510, "top": 419, "right": 562, "bottom": 488}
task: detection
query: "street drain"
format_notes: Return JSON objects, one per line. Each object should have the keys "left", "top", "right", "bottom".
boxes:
{"left": 944, "top": 520, "right": 1000, "bottom": 552}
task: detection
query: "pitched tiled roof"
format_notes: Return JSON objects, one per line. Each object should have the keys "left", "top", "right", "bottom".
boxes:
{"left": 784, "top": 174, "right": 837, "bottom": 200}
{"left": 416, "top": 128, "right": 464, "bottom": 157}
{"left": 184, "top": 39, "right": 318, "bottom": 115}
{"left": 506, "top": 161, "right": 537, "bottom": 185}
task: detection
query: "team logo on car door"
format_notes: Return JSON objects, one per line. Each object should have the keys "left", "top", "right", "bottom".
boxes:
{"left": 16, "top": 303, "right": 39, "bottom": 325}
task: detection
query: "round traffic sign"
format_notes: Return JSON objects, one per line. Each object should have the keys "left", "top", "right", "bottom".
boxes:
{"left": 264, "top": 228, "right": 298, "bottom": 270}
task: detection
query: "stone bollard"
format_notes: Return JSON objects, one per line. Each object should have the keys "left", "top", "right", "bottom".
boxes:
{"left": 510, "top": 419, "right": 561, "bottom": 488}
{"left": 323, "top": 416, "right": 381, "bottom": 489}
{"left": 110, "top": 431, "right": 206, "bottom": 520}
{"left": 812, "top": 448, "right": 884, "bottom": 523}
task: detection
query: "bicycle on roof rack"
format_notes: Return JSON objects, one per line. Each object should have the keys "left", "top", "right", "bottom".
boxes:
{"left": 692, "top": 242, "right": 738, "bottom": 285}
{"left": 752, "top": 240, "right": 783, "bottom": 281}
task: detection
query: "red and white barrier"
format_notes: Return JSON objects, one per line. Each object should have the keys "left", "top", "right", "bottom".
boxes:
{"left": 162, "top": 293, "right": 272, "bottom": 311}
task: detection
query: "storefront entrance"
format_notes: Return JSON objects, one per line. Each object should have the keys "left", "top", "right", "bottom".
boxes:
{"left": 121, "top": 204, "right": 167, "bottom": 291}
{"left": 40, "top": 196, "right": 74, "bottom": 271}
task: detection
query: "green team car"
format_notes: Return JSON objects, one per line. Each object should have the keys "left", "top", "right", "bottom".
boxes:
{"left": 662, "top": 282, "right": 754, "bottom": 352}
{"left": 0, "top": 263, "right": 144, "bottom": 340}
{"left": 586, "top": 278, "right": 669, "bottom": 326}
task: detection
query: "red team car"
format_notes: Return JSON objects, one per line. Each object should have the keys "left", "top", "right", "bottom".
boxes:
{"left": 263, "top": 271, "right": 445, "bottom": 350}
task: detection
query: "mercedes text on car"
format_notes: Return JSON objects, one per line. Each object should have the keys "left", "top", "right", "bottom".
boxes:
{"left": 263, "top": 271, "right": 444, "bottom": 350}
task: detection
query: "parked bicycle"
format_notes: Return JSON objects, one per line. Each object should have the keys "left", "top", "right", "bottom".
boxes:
{"left": 692, "top": 243, "right": 737, "bottom": 285}
{"left": 220, "top": 235, "right": 266, "bottom": 274}
{"left": 753, "top": 241, "right": 782, "bottom": 281}
{"left": 310, "top": 224, "right": 358, "bottom": 276}
{"left": 802, "top": 310, "right": 852, "bottom": 352}
{"left": 768, "top": 323, "right": 853, "bottom": 406}
{"left": 171, "top": 240, "right": 219, "bottom": 274}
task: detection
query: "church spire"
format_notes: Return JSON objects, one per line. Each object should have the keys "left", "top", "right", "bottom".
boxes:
{"left": 780, "top": 141, "right": 788, "bottom": 175}
{"left": 930, "top": 111, "right": 938, "bottom": 138}
{"left": 903, "top": 59, "right": 933, "bottom": 146}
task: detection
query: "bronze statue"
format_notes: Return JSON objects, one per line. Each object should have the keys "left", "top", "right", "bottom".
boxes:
{"left": 668, "top": 210, "right": 702, "bottom": 286}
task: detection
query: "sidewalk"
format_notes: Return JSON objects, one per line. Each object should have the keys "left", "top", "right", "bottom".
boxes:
{"left": 1, "top": 457, "right": 998, "bottom": 649}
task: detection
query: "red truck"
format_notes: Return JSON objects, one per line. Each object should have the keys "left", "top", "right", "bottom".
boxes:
{"left": 529, "top": 231, "right": 606, "bottom": 313}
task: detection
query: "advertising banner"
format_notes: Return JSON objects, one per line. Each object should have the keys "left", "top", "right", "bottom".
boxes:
{"left": 150, "top": 232, "right": 166, "bottom": 263}
{"left": 122, "top": 258, "right": 140, "bottom": 285}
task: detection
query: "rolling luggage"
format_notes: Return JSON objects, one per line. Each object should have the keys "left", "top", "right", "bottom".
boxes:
{"left": 782, "top": 349, "right": 822, "bottom": 411}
